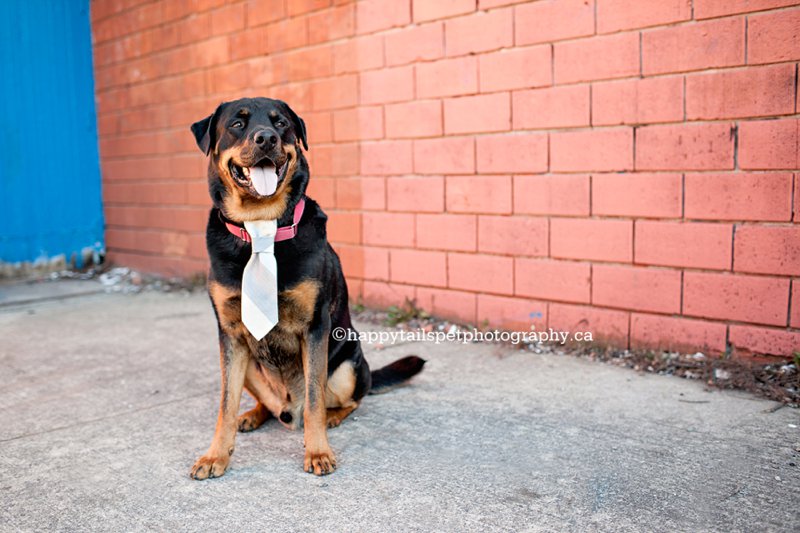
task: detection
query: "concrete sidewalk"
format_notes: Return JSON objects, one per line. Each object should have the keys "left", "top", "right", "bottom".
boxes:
{"left": 0, "top": 283, "right": 798, "bottom": 532}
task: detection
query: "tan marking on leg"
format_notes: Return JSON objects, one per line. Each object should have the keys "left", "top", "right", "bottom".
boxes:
{"left": 190, "top": 336, "right": 249, "bottom": 480}
{"left": 301, "top": 336, "right": 336, "bottom": 475}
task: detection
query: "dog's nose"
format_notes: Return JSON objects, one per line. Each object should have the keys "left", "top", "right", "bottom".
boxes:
{"left": 254, "top": 129, "right": 279, "bottom": 148}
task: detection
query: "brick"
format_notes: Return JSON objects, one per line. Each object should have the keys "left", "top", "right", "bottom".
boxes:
{"left": 445, "top": 7, "right": 513, "bottom": 57}
{"left": 210, "top": 3, "right": 245, "bottom": 35}
{"left": 479, "top": 45, "right": 551, "bottom": 93}
{"left": 684, "top": 271, "right": 789, "bottom": 326}
{"left": 684, "top": 172, "right": 794, "bottom": 222}
{"left": 515, "top": 0, "right": 595, "bottom": 45}
{"left": 694, "top": 0, "right": 798, "bottom": 19}
{"left": 792, "top": 283, "right": 800, "bottom": 328}
{"left": 593, "top": 265, "right": 682, "bottom": 314}
{"left": 310, "top": 177, "right": 336, "bottom": 208}
{"left": 332, "top": 106, "right": 383, "bottom": 141}
{"left": 385, "top": 100, "right": 443, "bottom": 139}
{"left": 597, "top": 0, "right": 691, "bottom": 33}
{"left": 642, "top": 17, "right": 745, "bottom": 75}
{"left": 308, "top": 4, "right": 356, "bottom": 44}
{"left": 390, "top": 249, "right": 447, "bottom": 287}
{"left": 246, "top": 0, "right": 286, "bottom": 27}
{"left": 476, "top": 133, "right": 548, "bottom": 174}
{"left": 361, "top": 140, "right": 413, "bottom": 175}
{"left": 592, "top": 173, "right": 682, "bottom": 218}
{"left": 287, "top": 0, "right": 329, "bottom": 16}
{"left": 591, "top": 77, "right": 684, "bottom": 126}
{"left": 448, "top": 253, "right": 514, "bottom": 295}
{"left": 734, "top": 225, "right": 800, "bottom": 276}
{"left": 416, "top": 56, "right": 478, "bottom": 98}
{"left": 359, "top": 246, "right": 389, "bottom": 281}
{"left": 514, "top": 175, "right": 590, "bottom": 216}
{"left": 387, "top": 176, "right": 445, "bottom": 213}
{"left": 414, "top": 136, "right": 475, "bottom": 174}
{"left": 630, "top": 314, "right": 727, "bottom": 353}
{"left": 311, "top": 74, "right": 359, "bottom": 110}
{"left": 513, "top": 85, "right": 590, "bottom": 129}
{"left": 686, "top": 64, "right": 796, "bottom": 120}
{"left": 362, "top": 212, "right": 415, "bottom": 247}
{"left": 385, "top": 22, "right": 444, "bottom": 66}
{"left": 549, "top": 304, "right": 630, "bottom": 344}
{"left": 635, "top": 221, "right": 732, "bottom": 270}
{"left": 333, "top": 34, "right": 384, "bottom": 74}
{"left": 796, "top": 174, "right": 800, "bottom": 221}
{"left": 336, "top": 177, "right": 386, "bottom": 210}
{"left": 478, "top": 216, "right": 548, "bottom": 256}
{"left": 739, "top": 119, "right": 799, "bottom": 170}
{"left": 283, "top": 46, "right": 332, "bottom": 81}
{"left": 360, "top": 65, "right": 414, "bottom": 105}
{"left": 311, "top": 143, "right": 359, "bottom": 176}
{"left": 356, "top": 0, "right": 411, "bottom": 34}
{"left": 413, "top": 0, "right": 475, "bottom": 23}
{"left": 327, "top": 211, "right": 362, "bottom": 244}
{"left": 332, "top": 244, "right": 362, "bottom": 279}
{"left": 476, "top": 293, "right": 549, "bottom": 331}
{"left": 748, "top": 7, "right": 800, "bottom": 64}
{"left": 551, "top": 218, "right": 632, "bottom": 262}
{"left": 551, "top": 128, "right": 633, "bottom": 172}
{"left": 444, "top": 93, "right": 510, "bottom": 134}
{"left": 554, "top": 32, "right": 640, "bottom": 84}
{"left": 516, "top": 258, "right": 591, "bottom": 303}
{"left": 417, "top": 214, "right": 477, "bottom": 252}
{"left": 446, "top": 176, "right": 512, "bottom": 214}
{"left": 362, "top": 281, "right": 416, "bottom": 308}
{"left": 636, "top": 122, "right": 735, "bottom": 171}
{"left": 729, "top": 325, "right": 800, "bottom": 357}
{"left": 417, "top": 288, "right": 477, "bottom": 324}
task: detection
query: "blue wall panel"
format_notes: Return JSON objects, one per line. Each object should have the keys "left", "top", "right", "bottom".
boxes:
{"left": 0, "top": 0, "right": 104, "bottom": 265}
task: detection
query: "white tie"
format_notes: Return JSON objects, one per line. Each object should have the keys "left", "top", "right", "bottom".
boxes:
{"left": 241, "top": 219, "right": 279, "bottom": 340}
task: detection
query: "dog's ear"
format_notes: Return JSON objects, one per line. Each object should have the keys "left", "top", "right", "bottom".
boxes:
{"left": 281, "top": 102, "right": 308, "bottom": 151}
{"left": 190, "top": 103, "right": 223, "bottom": 155}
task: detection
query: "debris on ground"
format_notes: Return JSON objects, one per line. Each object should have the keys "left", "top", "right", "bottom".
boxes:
{"left": 48, "top": 266, "right": 206, "bottom": 294}
{"left": 351, "top": 298, "right": 800, "bottom": 407}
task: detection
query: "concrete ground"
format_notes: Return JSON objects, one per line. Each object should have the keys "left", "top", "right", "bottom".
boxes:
{"left": 1, "top": 280, "right": 798, "bottom": 532}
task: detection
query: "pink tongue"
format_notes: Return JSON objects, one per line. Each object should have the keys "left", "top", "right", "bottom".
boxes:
{"left": 249, "top": 164, "right": 278, "bottom": 196}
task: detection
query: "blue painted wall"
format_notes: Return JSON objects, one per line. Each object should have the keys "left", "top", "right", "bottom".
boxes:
{"left": 0, "top": 0, "right": 104, "bottom": 265}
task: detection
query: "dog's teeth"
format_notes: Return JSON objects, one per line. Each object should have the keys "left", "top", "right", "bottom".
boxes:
{"left": 242, "top": 167, "right": 250, "bottom": 177}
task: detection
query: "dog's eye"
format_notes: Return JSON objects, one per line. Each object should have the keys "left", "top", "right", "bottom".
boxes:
{"left": 230, "top": 120, "right": 244, "bottom": 129}
{"left": 275, "top": 120, "right": 287, "bottom": 128}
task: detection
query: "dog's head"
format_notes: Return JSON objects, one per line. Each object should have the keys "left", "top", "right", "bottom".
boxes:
{"left": 191, "top": 97, "right": 309, "bottom": 221}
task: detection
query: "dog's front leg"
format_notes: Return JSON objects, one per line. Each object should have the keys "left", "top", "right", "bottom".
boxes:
{"left": 302, "top": 307, "right": 336, "bottom": 475}
{"left": 190, "top": 333, "right": 249, "bottom": 480}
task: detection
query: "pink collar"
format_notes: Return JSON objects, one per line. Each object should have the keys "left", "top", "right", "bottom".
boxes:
{"left": 222, "top": 198, "right": 305, "bottom": 243}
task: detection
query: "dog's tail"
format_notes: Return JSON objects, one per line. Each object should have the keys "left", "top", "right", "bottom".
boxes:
{"left": 368, "top": 355, "right": 426, "bottom": 395}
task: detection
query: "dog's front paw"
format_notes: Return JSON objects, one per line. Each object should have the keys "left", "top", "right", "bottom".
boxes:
{"left": 190, "top": 454, "right": 231, "bottom": 480}
{"left": 304, "top": 448, "right": 337, "bottom": 476}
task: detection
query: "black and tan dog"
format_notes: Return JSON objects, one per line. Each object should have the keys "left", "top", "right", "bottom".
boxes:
{"left": 188, "top": 97, "right": 424, "bottom": 478}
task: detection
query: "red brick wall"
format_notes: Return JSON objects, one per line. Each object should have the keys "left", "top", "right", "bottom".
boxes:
{"left": 91, "top": 0, "right": 800, "bottom": 358}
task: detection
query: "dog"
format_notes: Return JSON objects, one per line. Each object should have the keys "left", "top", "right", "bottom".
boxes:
{"left": 188, "top": 97, "right": 425, "bottom": 478}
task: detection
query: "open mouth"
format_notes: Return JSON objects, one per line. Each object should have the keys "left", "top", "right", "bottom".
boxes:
{"left": 229, "top": 156, "right": 289, "bottom": 197}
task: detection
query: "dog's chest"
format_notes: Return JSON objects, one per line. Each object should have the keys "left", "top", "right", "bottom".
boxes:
{"left": 209, "top": 279, "right": 319, "bottom": 365}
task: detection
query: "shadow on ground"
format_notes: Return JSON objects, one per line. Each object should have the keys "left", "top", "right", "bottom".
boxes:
{"left": 0, "top": 281, "right": 798, "bottom": 532}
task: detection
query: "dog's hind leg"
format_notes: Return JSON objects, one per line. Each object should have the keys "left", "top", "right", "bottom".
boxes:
{"left": 325, "top": 360, "right": 359, "bottom": 428}
{"left": 237, "top": 358, "right": 285, "bottom": 431}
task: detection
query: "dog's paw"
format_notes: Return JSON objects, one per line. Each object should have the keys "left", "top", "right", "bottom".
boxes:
{"left": 238, "top": 405, "right": 270, "bottom": 432}
{"left": 304, "top": 448, "right": 337, "bottom": 476}
{"left": 190, "top": 454, "right": 230, "bottom": 480}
